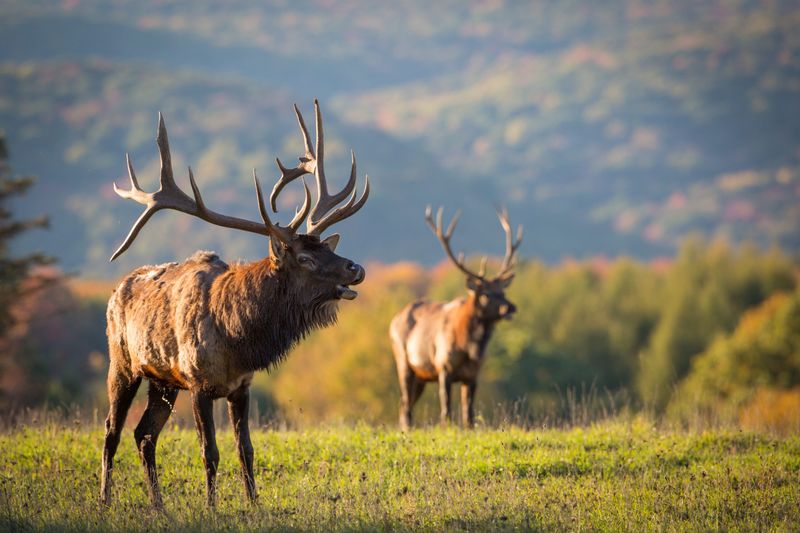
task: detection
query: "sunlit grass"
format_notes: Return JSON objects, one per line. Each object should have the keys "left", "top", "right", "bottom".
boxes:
{"left": 1, "top": 420, "right": 799, "bottom": 531}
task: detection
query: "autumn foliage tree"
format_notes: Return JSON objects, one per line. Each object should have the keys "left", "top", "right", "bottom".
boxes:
{"left": 260, "top": 240, "right": 796, "bottom": 426}
{"left": 637, "top": 239, "right": 795, "bottom": 412}
{"left": 669, "top": 289, "right": 800, "bottom": 433}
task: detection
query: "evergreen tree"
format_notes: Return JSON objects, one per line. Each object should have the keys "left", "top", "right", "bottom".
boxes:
{"left": 0, "top": 135, "right": 54, "bottom": 338}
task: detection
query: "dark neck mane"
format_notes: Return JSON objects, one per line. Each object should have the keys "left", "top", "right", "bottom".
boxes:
{"left": 452, "top": 294, "right": 496, "bottom": 354}
{"left": 210, "top": 258, "right": 339, "bottom": 372}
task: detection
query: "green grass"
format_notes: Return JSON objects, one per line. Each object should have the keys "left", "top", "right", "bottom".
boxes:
{"left": 1, "top": 420, "right": 799, "bottom": 531}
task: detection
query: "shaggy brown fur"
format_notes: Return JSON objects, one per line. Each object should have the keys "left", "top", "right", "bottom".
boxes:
{"left": 107, "top": 250, "right": 342, "bottom": 395}
{"left": 102, "top": 240, "right": 364, "bottom": 509}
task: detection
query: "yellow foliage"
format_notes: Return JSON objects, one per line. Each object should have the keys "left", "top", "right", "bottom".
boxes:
{"left": 739, "top": 387, "right": 800, "bottom": 435}
{"left": 736, "top": 292, "right": 790, "bottom": 337}
{"left": 263, "top": 261, "right": 429, "bottom": 425}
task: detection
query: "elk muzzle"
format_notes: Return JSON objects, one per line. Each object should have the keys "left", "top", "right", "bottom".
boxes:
{"left": 499, "top": 301, "right": 517, "bottom": 320}
{"left": 336, "top": 261, "right": 365, "bottom": 300}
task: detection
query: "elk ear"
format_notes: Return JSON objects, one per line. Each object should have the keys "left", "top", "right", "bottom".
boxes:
{"left": 321, "top": 233, "right": 340, "bottom": 252}
{"left": 269, "top": 236, "right": 287, "bottom": 262}
{"left": 466, "top": 277, "right": 483, "bottom": 292}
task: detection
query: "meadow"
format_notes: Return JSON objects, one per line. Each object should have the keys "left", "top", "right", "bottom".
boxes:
{"left": 1, "top": 419, "right": 799, "bottom": 531}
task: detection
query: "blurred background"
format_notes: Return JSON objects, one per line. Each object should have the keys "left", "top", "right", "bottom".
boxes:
{"left": 1, "top": 0, "right": 799, "bottom": 432}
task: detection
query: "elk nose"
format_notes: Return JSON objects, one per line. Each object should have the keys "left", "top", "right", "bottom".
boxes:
{"left": 348, "top": 262, "right": 365, "bottom": 284}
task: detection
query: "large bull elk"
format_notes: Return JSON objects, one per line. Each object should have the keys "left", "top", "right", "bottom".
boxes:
{"left": 101, "top": 101, "right": 369, "bottom": 508}
{"left": 390, "top": 207, "right": 522, "bottom": 429}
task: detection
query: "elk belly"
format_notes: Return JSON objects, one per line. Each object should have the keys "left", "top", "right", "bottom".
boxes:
{"left": 409, "top": 363, "right": 438, "bottom": 381}
{"left": 138, "top": 362, "right": 191, "bottom": 389}
{"left": 406, "top": 336, "right": 439, "bottom": 381}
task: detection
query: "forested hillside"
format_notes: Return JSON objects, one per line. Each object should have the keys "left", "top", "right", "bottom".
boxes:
{"left": 1, "top": 0, "right": 799, "bottom": 275}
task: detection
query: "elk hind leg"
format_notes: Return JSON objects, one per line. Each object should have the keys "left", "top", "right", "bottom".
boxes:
{"left": 191, "top": 391, "right": 219, "bottom": 507}
{"left": 100, "top": 362, "right": 141, "bottom": 505}
{"left": 134, "top": 380, "right": 179, "bottom": 508}
{"left": 438, "top": 372, "right": 453, "bottom": 426}
{"left": 228, "top": 386, "right": 257, "bottom": 502}
{"left": 406, "top": 375, "right": 426, "bottom": 429}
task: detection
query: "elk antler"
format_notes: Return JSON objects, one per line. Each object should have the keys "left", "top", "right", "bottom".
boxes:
{"left": 424, "top": 206, "right": 485, "bottom": 280}
{"left": 424, "top": 205, "right": 523, "bottom": 281}
{"left": 494, "top": 207, "right": 523, "bottom": 278}
{"left": 271, "top": 100, "right": 369, "bottom": 236}
{"left": 110, "top": 113, "right": 308, "bottom": 261}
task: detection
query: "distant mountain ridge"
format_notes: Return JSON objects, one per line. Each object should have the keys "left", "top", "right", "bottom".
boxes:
{"left": 0, "top": 1, "right": 797, "bottom": 276}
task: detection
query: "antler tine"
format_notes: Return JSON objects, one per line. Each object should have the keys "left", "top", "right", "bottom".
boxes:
{"left": 156, "top": 113, "right": 178, "bottom": 190}
{"left": 478, "top": 256, "right": 489, "bottom": 278}
{"left": 110, "top": 113, "right": 287, "bottom": 261}
{"left": 307, "top": 159, "right": 369, "bottom": 235}
{"left": 114, "top": 153, "right": 140, "bottom": 197}
{"left": 270, "top": 104, "right": 316, "bottom": 212}
{"left": 253, "top": 170, "right": 294, "bottom": 243}
{"left": 287, "top": 178, "right": 311, "bottom": 232}
{"left": 109, "top": 154, "right": 160, "bottom": 260}
{"left": 307, "top": 101, "right": 360, "bottom": 230}
{"left": 424, "top": 206, "right": 484, "bottom": 280}
{"left": 110, "top": 115, "right": 197, "bottom": 261}
{"left": 269, "top": 100, "right": 367, "bottom": 236}
{"left": 296, "top": 103, "right": 315, "bottom": 160}
{"left": 495, "top": 207, "right": 523, "bottom": 277}
{"left": 109, "top": 187, "right": 159, "bottom": 262}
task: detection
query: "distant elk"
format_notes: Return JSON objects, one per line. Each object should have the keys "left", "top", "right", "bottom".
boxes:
{"left": 390, "top": 207, "right": 522, "bottom": 429}
{"left": 101, "top": 101, "right": 369, "bottom": 508}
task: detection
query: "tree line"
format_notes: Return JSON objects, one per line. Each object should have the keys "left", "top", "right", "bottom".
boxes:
{"left": 4, "top": 236, "right": 796, "bottom": 433}
{"left": 264, "top": 241, "right": 798, "bottom": 431}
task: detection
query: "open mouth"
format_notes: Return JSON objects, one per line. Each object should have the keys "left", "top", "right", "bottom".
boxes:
{"left": 336, "top": 285, "right": 358, "bottom": 300}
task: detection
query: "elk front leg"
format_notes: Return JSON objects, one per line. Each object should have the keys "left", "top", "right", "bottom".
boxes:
{"left": 191, "top": 391, "right": 219, "bottom": 508}
{"left": 227, "top": 386, "right": 257, "bottom": 502}
{"left": 461, "top": 381, "right": 477, "bottom": 429}
{"left": 100, "top": 366, "right": 141, "bottom": 505}
{"left": 134, "top": 381, "right": 179, "bottom": 508}
{"left": 438, "top": 371, "right": 453, "bottom": 426}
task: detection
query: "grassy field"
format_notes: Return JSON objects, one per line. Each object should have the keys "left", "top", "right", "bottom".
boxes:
{"left": 1, "top": 420, "right": 799, "bottom": 531}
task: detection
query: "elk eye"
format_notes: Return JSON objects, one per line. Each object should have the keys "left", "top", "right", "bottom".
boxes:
{"left": 297, "top": 255, "right": 315, "bottom": 268}
{"left": 479, "top": 294, "right": 489, "bottom": 306}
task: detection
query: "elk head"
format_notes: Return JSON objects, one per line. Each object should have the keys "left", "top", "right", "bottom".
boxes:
{"left": 425, "top": 206, "right": 522, "bottom": 321}
{"left": 110, "top": 100, "right": 368, "bottom": 300}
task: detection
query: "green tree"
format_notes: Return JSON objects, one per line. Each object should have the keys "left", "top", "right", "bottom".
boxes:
{"left": 0, "top": 135, "right": 53, "bottom": 338}
{"left": 638, "top": 238, "right": 795, "bottom": 412}
{"left": 669, "top": 289, "right": 800, "bottom": 427}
